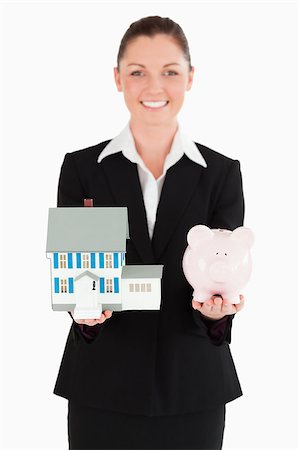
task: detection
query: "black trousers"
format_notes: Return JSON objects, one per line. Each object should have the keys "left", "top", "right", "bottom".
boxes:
{"left": 68, "top": 400, "right": 226, "bottom": 450}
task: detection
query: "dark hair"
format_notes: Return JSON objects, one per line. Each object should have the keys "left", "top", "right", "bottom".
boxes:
{"left": 116, "top": 16, "right": 192, "bottom": 72}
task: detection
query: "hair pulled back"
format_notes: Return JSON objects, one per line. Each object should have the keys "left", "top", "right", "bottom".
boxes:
{"left": 116, "top": 16, "right": 192, "bottom": 71}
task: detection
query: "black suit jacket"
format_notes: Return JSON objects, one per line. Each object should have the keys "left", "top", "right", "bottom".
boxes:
{"left": 53, "top": 138, "right": 245, "bottom": 416}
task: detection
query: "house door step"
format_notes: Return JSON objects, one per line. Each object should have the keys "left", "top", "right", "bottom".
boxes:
{"left": 73, "top": 305, "right": 103, "bottom": 320}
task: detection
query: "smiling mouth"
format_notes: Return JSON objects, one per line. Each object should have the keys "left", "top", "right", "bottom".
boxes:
{"left": 140, "top": 101, "right": 169, "bottom": 109}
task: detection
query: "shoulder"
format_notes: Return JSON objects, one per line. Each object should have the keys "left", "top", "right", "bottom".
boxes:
{"left": 64, "top": 139, "right": 112, "bottom": 167}
{"left": 194, "top": 141, "right": 239, "bottom": 168}
{"left": 193, "top": 141, "right": 241, "bottom": 182}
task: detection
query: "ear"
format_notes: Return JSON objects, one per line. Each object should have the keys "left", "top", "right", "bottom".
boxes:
{"left": 230, "top": 226, "right": 255, "bottom": 248}
{"left": 114, "top": 67, "right": 122, "bottom": 92}
{"left": 186, "top": 224, "right": 213, "bottom": 249}
{"left": 186, "top": 66, "right": 195, "bottom": 91}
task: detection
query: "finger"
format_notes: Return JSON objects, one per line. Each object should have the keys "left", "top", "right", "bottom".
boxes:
{"left": 235, "top": 296, "right": 245, "bottom": 312}
{"left": 192, "top": 300, "right": 203, "bottom": 310}
{"left": 221, "top": 301, "right": 231, "bottom": 314}
{"left": 97, "top": 313, "right": 109, "bottom": 324}
{"left": 84, "top": 319, "right": 98, "bottom": 326}
{"left": 103, "top": 310, "right": 113, "bottom": 318}
{"left": 205, "top": 299, "right": 214, "bottom": 308}
{"left": 212, "top": 296, "right": 223, "bottom": 312}
{"left": 202, "top": 302, "right": 213, "bottom": 314}
{"left": 75, "top": 319, "right": 84, "bottom": 325}
{"left": 239, "top": 294, "right": 245, "bottom": 305}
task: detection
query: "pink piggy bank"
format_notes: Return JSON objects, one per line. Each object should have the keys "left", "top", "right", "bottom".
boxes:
{"left": 182, "top": 225, "right": 254, "bottom": 304}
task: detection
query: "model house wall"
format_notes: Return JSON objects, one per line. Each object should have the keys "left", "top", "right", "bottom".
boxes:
{"left": 46, "top": 251, "right": 125, "bottom": 310}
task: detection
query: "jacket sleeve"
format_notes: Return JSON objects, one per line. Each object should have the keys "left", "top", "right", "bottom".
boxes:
{"left": 57, "top": 152, "right": 87, "bottom": 207}
{"left": 57, "top": 152, "right": 102, "bottom": 340}
{"left": 191, "top": 159, "right": 245, "bottom": 346}
{"left": 209, "top": 159, "right": 245, "bottom": 231}
{"left": 192, "top": 311, "right": 235, "bottom": 345}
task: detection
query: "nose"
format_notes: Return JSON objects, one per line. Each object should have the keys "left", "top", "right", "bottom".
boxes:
{"left": 209, "top": 261, "right": 231, "bottom": 283}
{"left": 145, "top": 74, "right": 165, "bottom": 93}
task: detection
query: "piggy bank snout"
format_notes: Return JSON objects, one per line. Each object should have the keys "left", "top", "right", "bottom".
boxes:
{"left": 208, "top": 261, "right": 231, "bottom": 283}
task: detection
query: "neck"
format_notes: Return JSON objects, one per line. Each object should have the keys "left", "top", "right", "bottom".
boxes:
{"left": 129, "top": 118, "right": 178, "bottom": 162}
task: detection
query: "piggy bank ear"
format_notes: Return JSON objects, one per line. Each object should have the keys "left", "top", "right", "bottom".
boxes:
{"left": 187, "top": 225, "right": 213, "bottom": 249}
{"left": 230, "top": 226, "right": 254, "bottom": 248}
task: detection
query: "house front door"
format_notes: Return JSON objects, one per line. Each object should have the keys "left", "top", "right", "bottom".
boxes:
{"left": 73, "top": 272, "right": 101, "bottom": 319}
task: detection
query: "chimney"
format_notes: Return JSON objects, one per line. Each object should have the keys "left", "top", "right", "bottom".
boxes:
{"left": 84, "top": 198, "right": 93, "bottom": 207}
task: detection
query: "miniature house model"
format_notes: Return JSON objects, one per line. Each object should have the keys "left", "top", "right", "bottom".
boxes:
{"left": 46, "top": 203, "right": 163, "bottom": 319}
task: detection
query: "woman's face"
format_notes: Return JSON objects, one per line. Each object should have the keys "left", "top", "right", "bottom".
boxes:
{"left": 114, "top": 33, "right": 194, "bottom": 126}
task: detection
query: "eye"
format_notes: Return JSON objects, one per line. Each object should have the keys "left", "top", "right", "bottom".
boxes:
{"left": 130, "top": 71, "right": 144, "bottom": 76}
{"left": 164, "top": 70, "right": 178, "bottom": 76}
{"left": 216, "top": 252, "right": 219, "bottom": 255}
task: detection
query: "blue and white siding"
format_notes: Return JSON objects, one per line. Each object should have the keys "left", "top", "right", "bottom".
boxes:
{"left": 46, "top": 251, "right": 125, "bottom": 308}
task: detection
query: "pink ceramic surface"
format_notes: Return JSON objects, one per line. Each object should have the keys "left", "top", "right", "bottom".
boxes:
{"left": 182, "top": 225, "right": 254, "bottom": 304}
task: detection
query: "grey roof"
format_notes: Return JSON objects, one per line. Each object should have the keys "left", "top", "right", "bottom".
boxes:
{"left": 46, "top": 207, "right": 129, "bottom": 252}
{"left": 121, "top": 265, "right": 163, "bottom": 279}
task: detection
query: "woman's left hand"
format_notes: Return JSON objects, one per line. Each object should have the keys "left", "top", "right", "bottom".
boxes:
{"left": 192, "top": 294, "right": 245, "bottom": 321}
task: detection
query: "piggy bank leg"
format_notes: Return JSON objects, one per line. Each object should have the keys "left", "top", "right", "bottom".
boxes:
{"left": 229, "top": 295, "right": 240, "bottom": 305}
{"left": 193, "top": 290, "right": 210, "bottom": 303}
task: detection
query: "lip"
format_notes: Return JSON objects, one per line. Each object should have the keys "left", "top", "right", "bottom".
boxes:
{"left": 140, "top": 101, "right": 169, "bottom": 110}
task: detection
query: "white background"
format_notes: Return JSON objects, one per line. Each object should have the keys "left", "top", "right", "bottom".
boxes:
{"left": 1, "top": 1, "right": 298, "bottom": 449}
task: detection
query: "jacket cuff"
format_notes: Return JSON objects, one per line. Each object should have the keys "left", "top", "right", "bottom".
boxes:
{"left": 78, "top": 323, "right": 102, "bottom": 341}
{"left": 68, "top": 311, "right": 101, "bottom": 342}
{"left": 192, "top": 308, "right": 234, "bottom": 345}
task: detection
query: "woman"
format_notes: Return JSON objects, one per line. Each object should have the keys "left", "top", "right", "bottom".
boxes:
{"left": 54, "top": 15, "right": 245, "bottom": 449}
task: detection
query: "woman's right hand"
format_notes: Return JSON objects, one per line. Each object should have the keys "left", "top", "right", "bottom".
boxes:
{"left": 71, "top": 310, "right": 113, "bottom": 326}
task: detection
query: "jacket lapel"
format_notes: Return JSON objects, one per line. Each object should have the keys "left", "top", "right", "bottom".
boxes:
{"left": 100, "top": 153, "right": 155, "bottom": 264}
{"left": 151, "top": 155, "right": 204, "bottom": 261}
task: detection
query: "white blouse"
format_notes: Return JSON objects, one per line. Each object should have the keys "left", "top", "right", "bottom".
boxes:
{"left": 97, "top": 121, "right": 207, "bottom": 239}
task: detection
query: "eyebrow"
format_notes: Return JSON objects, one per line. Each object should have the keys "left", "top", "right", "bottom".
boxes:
{"left": 127, "top": 63, "right": 181, "bottom": 68}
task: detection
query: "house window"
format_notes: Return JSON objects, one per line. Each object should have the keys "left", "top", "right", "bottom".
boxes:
{"left": 59, "top": 254, "right": 67, "bottom": 269}
{"left": 82, "top": 253, "right": 89, "bottom": 268}
{"left": 129, "top": 283, "right": 152, "bottom": 292}
{"left": 105, "top": 253, "right": 112, "bottom": 268}
{"left": 128, "top": 283, "right": 151, "bottom": 293}
{"left": 60, "top": 278, "right": 67, "bottom": 293}
{"left": 106, "top": 278, "right": 113, "bottom": 293}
